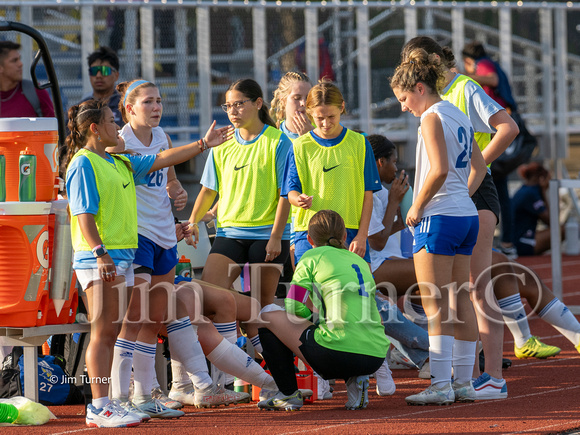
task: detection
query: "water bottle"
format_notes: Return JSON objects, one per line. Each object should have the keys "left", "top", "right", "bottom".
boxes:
{"left": 399, "top": 185, "right": 413, "bottom": 223}
{"left": 0, "top": 402, "right": 19, "bottom": 423}
{"left": 0, "top": 147, "right": 6, "bottom": 202}
{"left": 175, "top": 255, "right": 191, "bottom": 278}
{"left": 233, "top": 377, "right": 251, "bottom": 394}
{"left": 19, "top": 147, "right": 37, "bottom": 202}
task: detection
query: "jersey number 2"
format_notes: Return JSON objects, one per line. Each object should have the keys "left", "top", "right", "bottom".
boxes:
{"left": 455, "top": 126, "right": 474, "bottom": 169}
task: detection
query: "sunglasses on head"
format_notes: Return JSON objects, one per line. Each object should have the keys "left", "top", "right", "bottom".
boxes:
{"left": 89, "top": 65, "right": 117, "bottom": 77}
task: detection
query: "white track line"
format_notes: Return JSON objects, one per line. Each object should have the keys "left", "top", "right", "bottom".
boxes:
{"left": 279, "top": 384, "right": 580, "bottom": 435}
{"left": 503, "top": 419, "right": 580, "bottom": 434}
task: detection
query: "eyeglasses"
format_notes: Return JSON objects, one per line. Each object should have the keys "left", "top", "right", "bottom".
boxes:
{"left": 221, "top": 99, "right": 251, "bottom": 112}
{"left": 89, "top": 65, "right": 117, "bottom": 77}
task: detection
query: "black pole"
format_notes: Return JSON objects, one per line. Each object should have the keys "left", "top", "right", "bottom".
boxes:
{"left": 0, "top": 21, "right": 66, "bottom": 165}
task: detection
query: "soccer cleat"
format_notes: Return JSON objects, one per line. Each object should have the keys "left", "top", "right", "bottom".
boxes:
{"left": 387, "top": 347, "right": 416, "bottom": 369}
{"left": 152, "top": 386, "right": 183, "bottom": 409}
{"left": 452, "top": 380, "right": 476, "bottom": 403}
{"left": 133, "top": 395, "right": 185, "bottom": 418}
{"left": 472, "top": 373, "right": 508, "bottom": 400}
{"left": 514, "top": 336, "right": 561, "bottom": 359}
{"left": 418, "top": 361, "right": 430, "bottom": 379}
{"left": 345, "top": 375, "right": 369, "bottom": 410}
{"left": 258, "top": 390, "right": 303, "bottom": 411}
{"left": 405, "top": 382, "right": 455, "bottom": 406}
{"left": 115, "top": 399, "right": 151, "bottom": 422}
{"left": 85, "top": 402, "right": 141, "bottom": 428}
{"left": 497, "top": 244, "right": 518, "bottom": 260}
{"left": 374, "top": 359, "right": 396, "bottom": 396}
{"left": 194, "top": 383, "right": 251, "bottom": 408}
{"left": 168, "top": 387, "right": 196, "bottom": 406}
{"left": 316, "top": 374, "right": 333, "bottom": 400}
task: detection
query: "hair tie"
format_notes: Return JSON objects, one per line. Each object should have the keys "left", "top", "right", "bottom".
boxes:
{"left": 123, "top": 80, "right": 151, "bottom": 106}
{"left": 327, "top": 237, "right": 338, "bottom": 246}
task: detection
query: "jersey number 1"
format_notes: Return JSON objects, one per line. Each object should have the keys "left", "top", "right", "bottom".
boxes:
{"left": 351, "top": 264, "right": 369, "bottom": 298}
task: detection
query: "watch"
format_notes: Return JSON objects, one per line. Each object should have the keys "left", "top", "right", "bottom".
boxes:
{"left": 92, "top": 244, "right": 108, "bottom": 258}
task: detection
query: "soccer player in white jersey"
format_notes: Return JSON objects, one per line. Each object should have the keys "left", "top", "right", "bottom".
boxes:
{"left": 390, "top": 48, "right": 487, "bottom": 405}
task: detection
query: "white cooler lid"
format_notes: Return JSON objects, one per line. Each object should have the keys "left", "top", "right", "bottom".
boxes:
{"left": 0, "top": 117, "right": 57, "bottom": 132}
{"left": 0, "top": 201, "right": 53, "bottom": 215}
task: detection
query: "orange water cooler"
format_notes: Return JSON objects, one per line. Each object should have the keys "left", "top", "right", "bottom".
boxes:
{"left": 0, "top": 119, "right": 77, "bottom": 327}
{"left": 0, "top": 202, "right": 52, "bottom": 326}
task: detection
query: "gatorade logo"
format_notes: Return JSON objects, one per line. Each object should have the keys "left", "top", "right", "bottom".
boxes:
{"left": 37, "top": 230, "right": 49, "bottom": 269}
{"left": 21, "top": 163, "right": 31, "bottom": 175}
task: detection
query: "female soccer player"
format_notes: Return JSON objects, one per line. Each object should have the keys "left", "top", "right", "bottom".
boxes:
{"left": 390, "top": 48, "right": 487, "bottom": 405}
{"left": 257, "top": 210, "right": 389, "bottom": 410}
{"left": 282, "top": 80, "right": 381, "bottom": 264}
{"left": 65, "top": 99, "right": 229, "bottom": 427}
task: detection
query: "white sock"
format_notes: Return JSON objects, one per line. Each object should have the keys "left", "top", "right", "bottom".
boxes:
{"left": 207, "top": 338, "right": 277, "bottom": 391}
{"left": 171, "top": 359, "right": 195, "bottom": 391}
{"left": 151, "top": 375, "right": 160, "bottom": 390}
{"left": 539, "top": 298, "right": 580, "bottom": 346}
{"left": 249, "top": 334, "right": 263, "bottom": 354}
{"left": 167, "top": 317, "right": 212, "bottom": 390}
{"left": 92, "top": 396, "right": 109, "bottom": 409}
{"left": 111, "top": 338, "right": 135, "bottom": 399}
{"left": 452, "top": 339, "right": 476, "bottom": 384}
{"left": 213, "top": 322, "right": 237, "bottom": 385}
{"left": 428, "top": 335, "right": 453, "bottom": 387}
{"left": 132, "top": 341, "right": 156, "bottom": 398}
{"left": 498, "top": 294, "right": 532, "bottom": 347}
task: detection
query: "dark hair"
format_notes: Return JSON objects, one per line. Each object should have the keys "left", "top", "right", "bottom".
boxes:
{"left": 402, "top": 36, "right": 457, "bottom": 70}
{"left": 390, "top": 48, "right": 446, "bottom": 94}
{"left": 308, "top": 210, "right": 347, "bottom": 250}
{"left": 116, "top": 79, "right": 158, "bottom": 124}
{"left": 517, "top": 161, "right": 549, "bottom": 181}
{"left": 227, "top": 78, "right": 276, "bottom": 128}
{"left": 87, "top": 46, "right": 120, "bottom": 71}
{"left": 0, "top": 41, "right": 21, "bottom": 62}
{"left": 462, "top": 41, "right": 487, "bottom": 61}
{"left": 63, "top": 100, "right": 108, "bottom": 170}
{"left": 368, "top": 134, "right": 396, "bottom": 162}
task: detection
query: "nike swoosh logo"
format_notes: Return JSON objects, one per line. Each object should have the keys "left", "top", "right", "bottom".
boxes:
{"left": 123, "top": 182, "right": 130, "bottom": 188}
{"left": 323, "top": 164, "right": 340, "bottom": 172}
{"left": 234, "top": 164, "right": 249, "bottom": 171}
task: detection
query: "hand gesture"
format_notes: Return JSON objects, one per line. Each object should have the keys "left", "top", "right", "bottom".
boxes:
{"left": 406, "top": 203, "right": 423, "bottom": 228}
{"left": 296, "top": 193, "right": 313, "bottom": 209}
{"left": 168, "top": 185, "right": 188, "bottom": 211}
{"left": 184, "top": 222, "right": 200, "bottom": 248}
{"left": 389, "top": 170, "right": 410, "bottom": 205}
{"left": 349, "top": 234, "right": 367, "bottom": 258}
{"left": 203, "top": 120, "right": 234, "bottom": 148}
{"left": 289, "top": 111, "right": 313, "bottom": 136}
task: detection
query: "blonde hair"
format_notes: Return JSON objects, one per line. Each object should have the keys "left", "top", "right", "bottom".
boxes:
{"left": 390, "top": 48, "right": 446, "bottom": 94}
{"left": 117, "top": 79, "right": 158, "bottom": 124}
{"left": 270, "top": 71, "right": 311, "bottom": 127}
{"left": 305, "top": 80, "right": 345, "bottom": 117}
{"left": 308, "top": 210, "right": 347, "bottom": 250}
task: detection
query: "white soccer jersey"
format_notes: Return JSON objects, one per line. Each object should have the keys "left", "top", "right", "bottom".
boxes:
{"left": 413, "top": 100, "right": 478, "bottom": 218}
{"left": 369, "top": 186, "right": 403, "bottom": 272}
{"left": 120, "top": 124, "right": 177, "bottom": 249}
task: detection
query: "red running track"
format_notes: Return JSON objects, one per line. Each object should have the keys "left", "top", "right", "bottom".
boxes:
{"left": 3, "top": 255, "right": 580, "bottom": 434}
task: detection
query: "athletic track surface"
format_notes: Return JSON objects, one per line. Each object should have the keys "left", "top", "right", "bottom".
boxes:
{"left": 4, "top": 254, "right": 580, "bottom": 435}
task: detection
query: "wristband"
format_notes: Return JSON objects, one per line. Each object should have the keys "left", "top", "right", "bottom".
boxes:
{"left": 92, "top": 244, "right": 108, "bottom": 258}
{"left": 188, "top": 222, "right": 199, "bottom": 230}
{"left": 200, "top": 138, "right": 208, "bottom": 152}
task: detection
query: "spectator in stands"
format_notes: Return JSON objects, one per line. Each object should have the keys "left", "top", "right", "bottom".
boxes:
{"left": 0, "top": 41, "right": 55, "bottom": 118}
{"left": 80, "top": 46, "right": 123, "bottom": 125}
{"left": 512, "top": 162, "right": 561, "bottom": 256}
{"left": 462, "top": 40, "right": 520, "bottom": 259}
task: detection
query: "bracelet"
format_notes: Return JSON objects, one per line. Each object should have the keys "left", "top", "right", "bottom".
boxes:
{"left": 188, "top": 222, "right": 199, "bottom": 230}
{"left": 199, "top": 138, "right": 208, "bottom": 152}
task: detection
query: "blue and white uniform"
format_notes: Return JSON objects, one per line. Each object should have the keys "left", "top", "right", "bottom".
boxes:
{"left": 412, "top": 100, "right": 479, "bottom": 255}
{"left": 121, "top": 124, "right": 179, "bottom": 274}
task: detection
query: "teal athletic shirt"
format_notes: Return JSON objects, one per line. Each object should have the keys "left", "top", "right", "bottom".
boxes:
{"left": 286, "top": 246, "right": 389, "bottom": 358}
